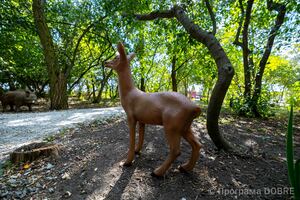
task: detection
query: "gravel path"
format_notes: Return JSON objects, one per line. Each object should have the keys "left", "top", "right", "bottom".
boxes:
{"left": 0, "top": 107, "right": 125, "bottom": 159}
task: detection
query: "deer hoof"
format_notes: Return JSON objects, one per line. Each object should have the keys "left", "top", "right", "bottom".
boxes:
{"left": 150, "top": 171, "right": 164, "bottom": 179}
{"left": 120, "top": 160, "right": 133, "bottom": 167}
{"left": 178, "top": 165, "right": 190, "bottom": 173}
{"left": 123, "top": 162, "right": 132, "bottom": 167}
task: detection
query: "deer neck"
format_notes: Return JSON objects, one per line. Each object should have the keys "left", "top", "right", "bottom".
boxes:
{"left": 116, "top": 66, "right": 136, "bottom": 98}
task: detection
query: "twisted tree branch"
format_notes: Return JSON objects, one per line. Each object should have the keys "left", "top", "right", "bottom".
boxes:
{"left": 135, "top": 9, "right": 175, "bottom": 20}
{"left": 233, "top": 0, "right": 244, "bottom": 47}
{"left": 204, "top": 0, "right": 216, "bottom": 35}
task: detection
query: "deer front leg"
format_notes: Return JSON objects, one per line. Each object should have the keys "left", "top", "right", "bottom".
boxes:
{"left": 135, "top": 122, "right": 145, "bottom": 154}
{"left": 123, "top": 116, "right": 137, "bottom": 166}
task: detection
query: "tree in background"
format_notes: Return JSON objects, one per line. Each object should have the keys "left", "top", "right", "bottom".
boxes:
{"left": 232, "top": 0, "right": 298, "bottom": 117}
{"left": 0, "top": 1, "right": 47, "bottom": 94}
{"left": 32, "top": 0, "right": 115, "bottom": 109}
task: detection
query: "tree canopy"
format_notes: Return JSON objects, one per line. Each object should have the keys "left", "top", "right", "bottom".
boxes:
{"left": 0, "top": 0, "right": 299, "bottom": 149}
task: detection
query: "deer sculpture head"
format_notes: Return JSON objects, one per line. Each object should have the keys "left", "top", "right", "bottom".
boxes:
{"left": 104, "top": 43, "right": 135, "bottom": 72}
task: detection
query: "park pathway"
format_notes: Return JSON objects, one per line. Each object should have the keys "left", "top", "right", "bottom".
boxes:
{"left": 0, "top": 107, "right": 125, "bottom": 160}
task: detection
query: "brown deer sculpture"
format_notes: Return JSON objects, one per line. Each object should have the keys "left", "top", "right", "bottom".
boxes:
{"left": 104, "top": 42, "right": 202, "bottom": 177}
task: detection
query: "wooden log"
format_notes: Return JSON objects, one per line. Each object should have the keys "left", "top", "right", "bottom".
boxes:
{"left": 10, "top": 142, "right": 59, "bottom": 164}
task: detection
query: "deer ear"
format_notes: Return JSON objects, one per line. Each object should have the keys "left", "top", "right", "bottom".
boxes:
{"left": 127, "top": 53, "right": 136, "bottom": 62}
{"left": 117, "top": 42, "right": 126, "bottom": 59}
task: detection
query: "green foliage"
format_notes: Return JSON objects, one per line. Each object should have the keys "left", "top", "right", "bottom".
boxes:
{"left": 43, "top": 135, "right": 55, "bottom": 142}
{"left": 286, "top": 104, "right": 300, "bottom": 199}
{"left": 229, "top": 88, "right": 275, "bottom": 118}
{"left": 0, "top": 160, "right": 13, "bottom": 175}
{"left": 0, "top": 0, "right": 47, "bottom": 91}
{"left": 224, "top": 0, "right": 300, "bottom": 116}
{"left": 0, "top": 0, "right": 299, "bottom": 107}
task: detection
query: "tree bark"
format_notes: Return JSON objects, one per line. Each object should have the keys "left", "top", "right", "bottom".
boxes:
{"left": 183, "top": 79, "right": 188, "bottom": 96}
{"left": 204, "top": 0, "right": 216, "bottom": 35}
{"left": 242, "top": 0, "right": 254, "bottom": 100}
{"left": 140, "top": 77, "right": 145, "bottom": 92}
{"left": 171, "top": 55, "right": 178, "bottom": 92}
{"left": 140, "top": 66, "right": 146, "bottom": 92}
{"left": 95, "top": 68, "right": 113, "bottom": 103}
{"left": 233, "top": 0, "right": 244, "bottom": 48}
{"left": 171, "top": 54, "right": 191, "bottom": 92}
{"left": 135, "top": 5, "right": 234, "bottom": 151}
{"left": 10, "top": 142, "right": 59, "bottom": 164}
{"left": 50, "top": 72, "right": 68, "bottom": 109}
{"left": 92, "top": 82, "right": 96, "bottom": 101}
{"left": 233, "top": 0, "right": 254, "bottom": 100}
{"left": 32, "top": 0, "right": 68, "bottom": 109}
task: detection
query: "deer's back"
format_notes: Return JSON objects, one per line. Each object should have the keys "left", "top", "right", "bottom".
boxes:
{"left": 125, "top": 91, "right": 199, "bottom": 125}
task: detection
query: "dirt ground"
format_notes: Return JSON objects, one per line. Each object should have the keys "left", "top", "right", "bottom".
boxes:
{"left": 1, "top": 110, "right": 299, "bottom": 200}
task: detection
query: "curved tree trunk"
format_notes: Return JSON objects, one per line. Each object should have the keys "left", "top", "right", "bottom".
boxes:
{"left": 135, "top": 5, "right": 234, "bottom": 151}
{"left": 173, "top": 6, "right": 234, "bottom": 151}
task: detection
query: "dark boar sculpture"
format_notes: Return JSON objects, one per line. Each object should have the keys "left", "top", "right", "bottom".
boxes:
{"left": 0, "top": 90, "right": 37, "bottom": 112}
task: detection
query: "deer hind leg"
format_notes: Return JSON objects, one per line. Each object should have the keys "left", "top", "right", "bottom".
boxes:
{"left": 135, "top": 122, "right": 145, "bottom": 154}
{"left": 152, "top": 128, "right": 181, "bottom": 177}
{"left": 179, "top": 127, "right": 201, "bottom": 172}
{"left": 123, "top": 116, "right": 137, "bottom": 166}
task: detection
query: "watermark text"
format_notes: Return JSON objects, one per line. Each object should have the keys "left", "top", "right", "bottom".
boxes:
{"left": 209, "top": 187, "right": 294, "bottom": 196}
